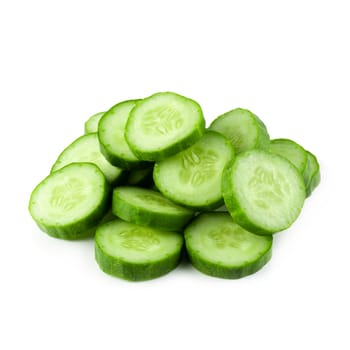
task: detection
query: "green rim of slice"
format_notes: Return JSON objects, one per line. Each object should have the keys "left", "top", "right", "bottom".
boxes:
{"left": 222, "top": 149, "right": 306, "bottom": 235}
{"left": 153, "top": 130, "right": 234, "bottom": 210}
{"left": 51, "top": 133, "right": 124, "bottom": 184}
{"left": 304, "top": 150, "right": 321, "bottom": 197}
{"left": 125, "top": 92, "right": 205, "bottom": 161}
{"left": 209, "top": 108, "right": 270, "bottom": 154}
{"left": 95, "top": 219, "right": 183, "bottom": 281}
{"left": 112, "top": 186, "right": 194, "bottom": 231}
{"left": 98, "top": 100, "right": 150, "bottom": 170}
{"left": 29, "top": 163, "right": 109, "bottom": 240}
{"left": 84, "top": 111, "right": 105, "bottom": 134}
{"left": 185, "top": 212, "right": 273, "bottom": 279}
{"left": 269, "top": 138, "right": 308, "bottom": 173}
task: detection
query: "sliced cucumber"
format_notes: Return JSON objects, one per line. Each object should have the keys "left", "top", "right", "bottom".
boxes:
{"left": 98, "top": 100, "right": 149, "bottom": 169}
{"left": 305, "top": 150, "right": 321, "bottom": 197}
{"left": 29, "top": 163, "right": 109, "bottom": 240}
{"left": 222, "top": 149, "right": 306, "bottom": 235}
{"left": 269, "top": 138, "right": 308, "bottom": 175}
{"left": 154, "top": 131, "right": 234, "bottom": 210}
{"left": 185, "top": 212, "right": 272, "bottom": 279}
{"left": 125, "top": 92, "right": 205, "bottom": 161}
{"left": 84, "top": 112, "right": 105, "bottom": 134}
{"left": 209, "top": 108, "right": 270, "bottom": 154}
{"left": 95, "top": 219, "right": 183, "bottom": 281}
{"left": 51, "top": 133, "right": 124, "bottom": 184}
{"left": 112, "top": 187, "right": 194, "bottom": 231}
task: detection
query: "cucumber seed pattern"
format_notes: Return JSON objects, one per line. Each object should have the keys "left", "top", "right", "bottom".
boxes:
{"left": 50, "top": 178, "right": 86, "bottom": 212}
{"left": 248, "top": 167, "right": 291, "bottom": 209}
{"left": 226, "top": 128, "right": 243, "bottom": 150}
{"left": 208, "top": 225, "right": 249, "bottom": 250}
{"left": 180, "top": 147, "right": 219, "bottom": 186}
{"left": 119, "top": 228, "right": 160, "bottom": 251}
{"left": 142, "top": 106, "right": 183, "bottom": 135}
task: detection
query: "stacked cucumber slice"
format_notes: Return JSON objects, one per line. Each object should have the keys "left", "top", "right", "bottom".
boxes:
{"left": 29, "top": 92, "right": 320, "bottom": 281}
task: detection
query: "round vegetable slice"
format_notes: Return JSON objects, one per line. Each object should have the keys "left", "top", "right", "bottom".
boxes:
{"left": 125, "top": 92, "right": 205, "bottom": 161}
{"left": 84, "top": 111, "right": 105, "bottom": 134}
{"left": 112, "top": 186, "right": 194, "bottom": 231}
{"left": 51, "top": 133, "right": 124, "bottom": 184}
{"left": 98, "top": 100, "right": 149, "bottom": 169}
{"left": 209, "top": 108, "right": 270, "bottom": 154}
{"left": 185, "top": 212, "right": 273, "bottom": 279}
{"left": 154, "top": 130, "right": 234, "bottom": 210}
{"left": 29, "top": 163, "right": 109, "bottom": 240}
{"left": 222, "top": 149, "right": 306, "bottom": 235}
{"left": 269, "top": 138, "right": 308, "bottom": 174}
{"left": 95, "top": 219, "right": 183, "bottom": 281}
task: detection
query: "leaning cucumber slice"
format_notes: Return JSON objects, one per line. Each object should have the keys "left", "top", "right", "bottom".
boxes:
{"left": 84, "top": 111, "right": 105, "bottom": 134}
{"left": 98, "top": 100, "right": 149, "bottom": 169}
{"left": 51, "top": 133, "right": 124, "bottom": 184}
{"left": 185, "top": 212, "right": 273, "bottom": 279}
{"left": 304, "top": 150, "right": 321, "bottom": 197}
{"left": 125, "top": 92, "right": 205, "bottom": 161}
{"left": 209, "top": 108, "right": 270, "bottom": 154}
{"left": 29, "top": 163, "right": 109, "bottom": 240}
{"left": 154, "top": 131, "right": 234, "bottom": 210}
{"left": 269, "top": 138, "right": 308, "bottom": 176}
{"left": 95, "top": 219, "right": 183, "bottom": 281}
{"left": 112, "top": 186, "right": 194, "bottom": 231}
{"left": 222, "top": 149, "right": 306, "bottom": 235}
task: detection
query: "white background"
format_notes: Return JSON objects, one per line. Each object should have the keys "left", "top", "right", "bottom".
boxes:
{"left": 1, "top": 1, "right": 349, "bottom": 349}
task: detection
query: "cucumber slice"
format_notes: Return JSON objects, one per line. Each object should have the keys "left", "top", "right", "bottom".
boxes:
{"left": 98, "top": 100, "right": 149, "bottom": 169}
{"left": 154, "top": 131, "right": 234, "bottom": 210}
{"left": 185, "top": 212, "right": 272, "bottom": 279}
{"left": 305, "top": 150, "right": 321, "bottom": 197}
{"left": 222, "top": 149, "right": 306, "bottom": 235}
{"left": 112, "top": 187, "right": 194, "bottom": 231}
{"left": 29, "top": 163, "right": 109, "bottom": 240}
{"left": 51, "top": 133, "right": 124, "bottom": 184}
{"left": 95, "top": 219, "right": 183, "bottom": 281}
{"left": 209, "top": 108, "right": 270, "bottom": 154}
{"left": 84, "top": 112, "right": 105, "bottom": 134}
{"left": 125, "top": 92, "right": 205, "bottom": 161}
{"left": 269, "top": 138, "right": 308, "bottom": 175}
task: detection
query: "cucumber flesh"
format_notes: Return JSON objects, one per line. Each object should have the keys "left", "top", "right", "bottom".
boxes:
{"left": 29, "top": 163, "right": 109, "bottom": 239}
{"left": 95, "top": 219, "right": 183, "bottom": 281}
{"left": 125, "top": 92, "right": 205, "bottom": 161}
{"left": 98, "top": 100, "right": 149, "bottom": 169}
{"left": 84, "top": 112, "right": 105, "bottom": 134}
{"left": 222, "top": 149, "right": 306, "bottom": 235}
{"left": 154, "top": 130, "right": 234, "bottom": 210}
{"left": 112, "top": 186, "right": 194, "bottom": 231}
{"left": 185, "top": 212, "right": 272, "bottom": 279}
{"left": 51, "top": 133, "right": 124, "bottom": 184}
{"left": 209, "top": 108, "right": 270, "bottom": 154}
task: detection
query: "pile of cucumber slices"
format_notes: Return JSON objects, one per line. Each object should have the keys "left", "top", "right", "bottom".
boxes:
{"left": 29, "top": 92, "right": 320, "bottom": 281}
